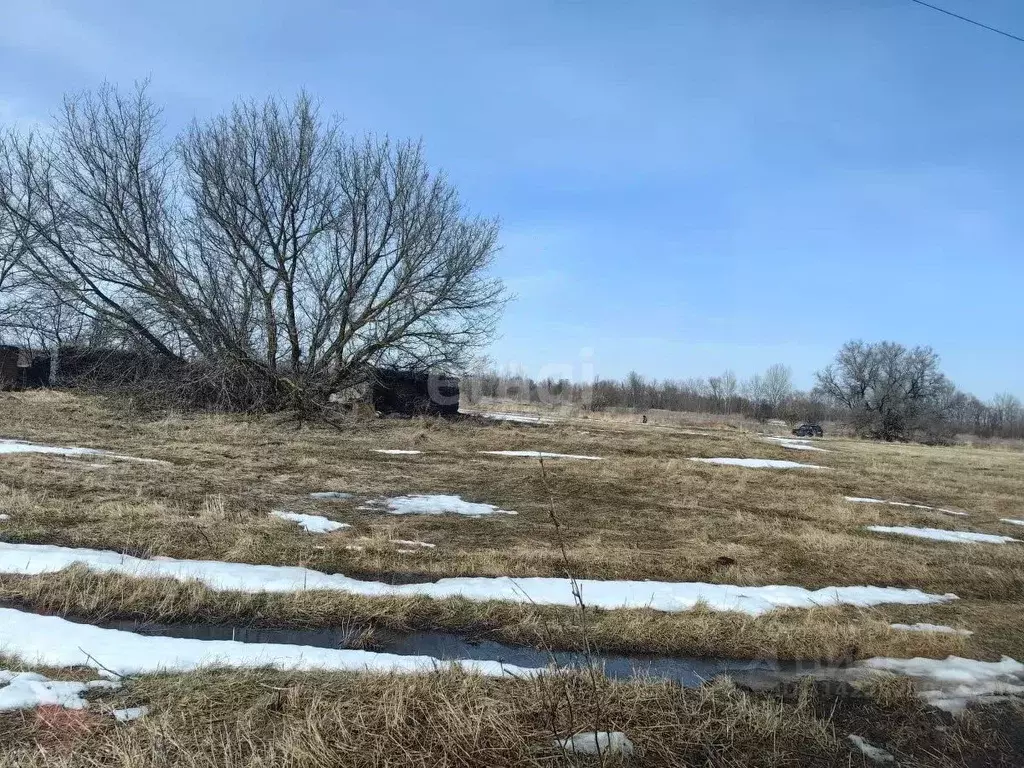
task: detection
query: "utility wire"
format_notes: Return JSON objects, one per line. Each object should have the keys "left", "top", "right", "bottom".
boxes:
{"left": 907, "top": 0, "right": 1024, "bottom": 44}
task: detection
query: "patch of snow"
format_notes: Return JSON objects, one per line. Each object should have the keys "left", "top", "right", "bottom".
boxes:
{"left": 555, "top": 731, "right": 634, "bottom": 757}
{"left": 859, "top": 655, "right": 1024, "bottom": 713}
{"left": 479, "top": 450, "right": 603, "bottom": 460}
{"left": 395, "top": 549, "right": 417, "bottom": 554}
{"left": 270, "top": 511, "right": 351, "bottom": 533}
{"left": 390, "top": 539, "right": 436, "bottom": 549}
{"left": 691, "top": 458, "right": 824, "bottom": 469}
{"left": 374, "top": 449, "right": 422, "bottom": 455}
{"left": 890, "top": 623, "right": 973, "bottom": 637}
{"left": 845, "top": 497, "right": 968, "bottom": 516}
{"left": 0, "top": 607, "right": 536, "bottom": 678}
{"left": 309, "top": 492, "right": 353, "bottom": 500}
{"left": 0, "top": 670, "right": 119, "bottom": 712}
{"left": 0, "top": 439, "right": 170, "bottom": 466}
{"left": 0, "top": 514, "right": 8, "bottom": 521}
{"left": 848, "top": 735, "right": 894, "bottom": 764}
{"left": 865, "top": 526, "right": 1018, "bottom": 545}
{"left": 365, "top": 494, "right": 517, "bottom": 517}
{"left": 0, "top": 542, "right": 958, "bottom": 616}
{"left": 762, "top": 437, "right": 828, "bottom": 452}
{"left": 1001, "top": 519, "right": 1024, "bottom": 527}
{"left": 480, "top": 412, "right": 542, "bottom": 424}
{"left": 112, "top": 705, "right": 149, "bottom": 722}
{"left": 343, "top": 545, "right": 365, "bottom": 551}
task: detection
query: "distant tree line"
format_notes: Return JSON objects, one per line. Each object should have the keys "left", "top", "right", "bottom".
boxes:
{"left": 464, "top": 345, "right": 1024, "bottom": 443}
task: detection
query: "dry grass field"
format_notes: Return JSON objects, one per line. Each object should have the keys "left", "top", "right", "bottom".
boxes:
{"left": 1, "top": 391, "right": 1023, "bottom": 766}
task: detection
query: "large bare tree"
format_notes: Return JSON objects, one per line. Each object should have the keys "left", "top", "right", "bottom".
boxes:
{"left": 814, "top": 340, "right": 953, "bottom": 441}
{"left": 0, "top": 84, "right": 506, "bottom": 411}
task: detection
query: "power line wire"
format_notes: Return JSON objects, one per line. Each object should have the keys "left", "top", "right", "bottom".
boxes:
{"left": 907, "top": 0, "right": 1024, "bottom": 44}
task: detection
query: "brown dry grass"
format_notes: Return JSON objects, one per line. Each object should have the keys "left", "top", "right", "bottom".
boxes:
{"left": 0, "top": 664, "right": 1020, "bottom": 767}
{"left": 0, "top": 389, "right": 1021, "bottom": 662}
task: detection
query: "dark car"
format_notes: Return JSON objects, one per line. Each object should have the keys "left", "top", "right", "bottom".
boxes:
{"left": 792, "top": 423, "right": 824, "bottom": 438}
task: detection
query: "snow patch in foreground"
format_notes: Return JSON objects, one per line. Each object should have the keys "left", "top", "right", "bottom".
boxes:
{"left": 891, "top": 622, "right": 973, "bottom": 636}
{"left": 0, "top": 542, "right": 957, "bottom": 616}
{"left": 865, "top": 526, "right": 1018, "bottom": 545}
{"left": 363, "top": 494, "right": 518, "bottom": 517}
{"left": 270, "top": 511, "right": 351, "bottom": 533}
{"left": 861, "top": 655, "right": 1024, "bottom": 713}
{"left": 0, "top": 670, "right": 119, "bottom": 712}
{"left": 0, "top": 514, "right": 8, "bottom": 521}
{"left": 374, "top": 449, "right": 422, "bottom": 455}
{"left": 0, "top": 439, "right": 170, "bottom": 466}
{"left": 112, "top": 705, "right": 149, "bottom": 722}
{"left": 848, "top": 735, "right": 894, "bottom": 764}
{"left": 0, "top": 607, "right": 533, "bottom": 678}
{"left": 1001, "top": 519, "right": 1024, "bottom": 527}
{"left": 480, "top": 450, "right": 603, "bottom": 461}
{"left": 845, "top": 497, "right": 967, "bottom": 516}
{"left": 555, "top": 731, "right": 634, "bottom": 756}
{"left": 309, "top": 492, "right": 353, "bottom": 500}
{"left": 691, "top": 458, "right": 824, "bottom": 470}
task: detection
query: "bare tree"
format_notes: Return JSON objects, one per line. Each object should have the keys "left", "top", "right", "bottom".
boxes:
{"left": 761, "top": 363, "right": 793, "bottom": 416}
{"left": 0, "top": 84, "right": 506, "bottom": 412}
{"left": 815, "top": 340, "right": 953, "bottom": 441}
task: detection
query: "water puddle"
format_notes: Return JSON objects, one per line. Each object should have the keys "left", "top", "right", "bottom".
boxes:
{"left": 97, "top": 618, "right": 840, "bottom": 687}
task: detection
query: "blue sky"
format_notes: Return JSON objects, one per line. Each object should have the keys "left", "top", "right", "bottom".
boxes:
{"left": 1, "top": 0, "right": 1022, "bottom": 397}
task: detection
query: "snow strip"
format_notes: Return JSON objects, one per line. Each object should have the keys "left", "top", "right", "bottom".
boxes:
{"left": 363, "top": 494, "right": 517, "bottom": 517}
{"left": 860, "top": 655, "right": 1024, "bottom": 713}
{"left": 555, "top": 731, "right": 634, "bottom": 756}
{"left": 374, "top": 449, "right": 422, "bottom": 455}
{"left": 480, "top": 450, "right": 603, "bottom": 460}
{"left": 112, "top": 705, "right": 149, "bottom": 722}
{"left": 845, "top": 497, "right": 968, "bottom": 516}
{"left": 0, "top": 542, "right": 958, "bottom": 616}
{"left": 270, "top": 511, "right": 351, "bottom": 533}
{"left": 865, "top": 526, "right": 1018, "bottom": 545}
{"left": 761, "top": 437, "right": 828, "bottom": 452}
{"left": 691, "top": 458, "right": 824, "bottom": 469}
{"left": 890, "top": 622, "right": 973, "bottom": 637}
{"left": 0, "top": 607, "right": 534, "bottom": 678}
{"left": 480, "top": 413, "right": 542, "bottom": 424}
{"left": 848, "top": 735, "right": 894, "bottom": 764}
{"left": 309, "top": 492, "right": 353, "bottom": 500}
{"left": 1000, "top": 519, "right": 1024, "bottom": 527}
{"left": 0, "top": 439, "right": 170, "bottom": 466}
{"left": 0, "top": 514, "right": 8, "bottom": 521}
{"left": 0, "top": 670, "right": 119, "bottom": 712}
{"left": 390, "top": 539, "right": 436, "bottom": 549}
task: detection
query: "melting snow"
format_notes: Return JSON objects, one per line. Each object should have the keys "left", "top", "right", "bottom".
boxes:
{"left": 364, "top": 494, "right": 518, "bottom": 517}
{"left": 479, "top": 450, "right": 603, "bottom": 460}
{"left": 270, "top": 511, "right": 351, "bottom": 533}
{"left": 865, "top": 526, "right": 1018, "bottom": 545}
{"left": 479, "top": 412, "right": 542, "bottom": 424}
{"left": 848, "top": 735, "right": 894, "bottom": 764}
{"left": 0, "top": 514, "right": 8, "bottom": 521}
{"left": 0, "top": 607, "right": 535, "bottom": 678}
{"left": 555, "top": 731, "right": 634, "bottom": 756}
{"left": 309, "top": 492, "right": 353, "bottom": 500}
{"left": 860, "top": 655, "right": 1024, "bottom": 713}
{"left": 845, "top": 498, "right": 968, "bottom": 516}
{"left": 691, "top": 458, "right": 824, "bottom": 469}
{"left": 112, "top": 705, "right": 149, "bottom": 722}
{"left": 0, "top": 670, "right": 119, "bottom": 712}
{"left": 1001, "top": 519, "right": 1024, "bottom": 527}
{"left": 890, "top": 622, "right": 973, "bottom": 636}
{"left": 762, "top": 437, "right": 828, "bottom": 452}
{"left": 390, "top": 539, "right": 436, "bottom": 549}
{"left": 0, "top": 439, "right": 170, "bottom": 466}
{"left": 374, "top": 449, "right": 422, "bottom": 455}
{"left": 0, "top": 542, "right": 958, "bottom": 616}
